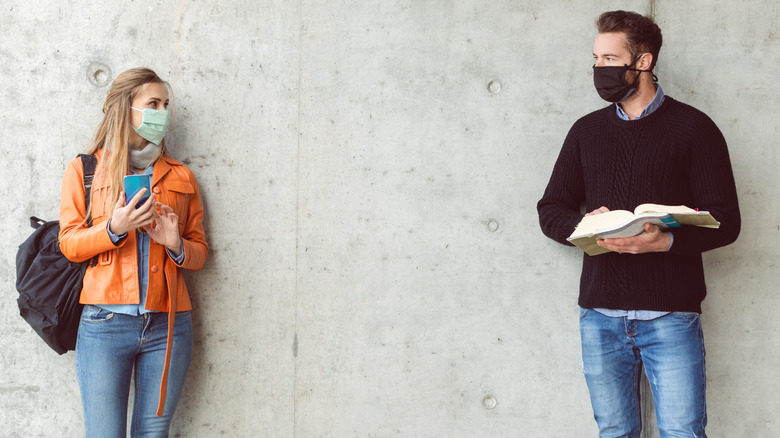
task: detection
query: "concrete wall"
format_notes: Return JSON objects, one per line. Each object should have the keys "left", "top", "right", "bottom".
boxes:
{"left": 1, "top": 1, "right": 778, "bottom": 436}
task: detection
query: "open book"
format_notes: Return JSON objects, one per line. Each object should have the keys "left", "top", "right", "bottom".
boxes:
{"left": 567, "top": 204, "right": 720, "bottom": 256}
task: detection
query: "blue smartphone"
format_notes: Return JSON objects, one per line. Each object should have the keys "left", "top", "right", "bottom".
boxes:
{"left": 123, "top": 174, "right": 152, "bottom": 208}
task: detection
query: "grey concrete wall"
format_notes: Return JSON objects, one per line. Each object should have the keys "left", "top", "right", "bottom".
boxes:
{"left": 1, "top": 0, "right": 777, "bottom": 436}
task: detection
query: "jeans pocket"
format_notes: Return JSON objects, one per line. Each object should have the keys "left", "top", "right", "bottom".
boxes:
{"left": 80, "top": 305, "right": 115, "bottom": 324}
{"left": 579, "top": 307, "right": 590, "bottom": 320}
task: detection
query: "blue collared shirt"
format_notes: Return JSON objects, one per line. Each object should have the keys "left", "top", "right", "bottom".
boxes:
{"left": 102, "top": 165, "right": 184, "bottom": 315}
{"left": 596, "top": 83, "right": 672, "bottom": 321}
{"left": 616, "top": 83, "right": 665, "bottom": 121}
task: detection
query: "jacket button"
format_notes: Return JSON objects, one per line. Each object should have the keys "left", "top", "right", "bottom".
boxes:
{"left": 151, "top": 266, "right": 158, "bottom": 273}
{"left": 153, "top": 187, "right": 161, "bottom": 194}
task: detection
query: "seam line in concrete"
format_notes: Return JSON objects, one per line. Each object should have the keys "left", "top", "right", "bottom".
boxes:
{"left": 292, "top": 2, "right": 303, "bottom": 437}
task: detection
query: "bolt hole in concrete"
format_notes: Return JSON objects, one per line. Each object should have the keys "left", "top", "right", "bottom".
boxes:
{"left": 87, "top": 62, "right": 112, "bottom": 87}
{"left": 482, "top": 394, "right": 498, "bottom": 410}
{"left": 487, "top": 219, "right": 499, "bottom": 232}
{"left": 487, "top": 79, "right": 501, "bottom": 95}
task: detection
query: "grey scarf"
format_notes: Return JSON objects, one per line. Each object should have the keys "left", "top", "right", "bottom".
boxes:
{"left": 128, "top": 142, "right": 162, "bottom": 170}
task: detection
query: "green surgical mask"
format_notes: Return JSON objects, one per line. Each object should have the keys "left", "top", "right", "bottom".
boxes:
{"left": 131, "top": 107, "right": 169, "bottom": 145}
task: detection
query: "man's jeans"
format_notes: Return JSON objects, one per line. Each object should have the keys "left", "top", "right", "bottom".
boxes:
{"left": 76, "top": 305, "right": 193, "bottom": 438}
{"left": 579, "top": 308, "right": 707, "bottom": 438}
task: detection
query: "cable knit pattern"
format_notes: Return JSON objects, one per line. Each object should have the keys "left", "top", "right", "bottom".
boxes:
{"left": 537, "top": 97, "right": 740, "bottom": 313}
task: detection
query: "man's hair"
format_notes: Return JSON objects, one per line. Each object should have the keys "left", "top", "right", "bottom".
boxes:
{"left": 597, "top": 10, "right": 663, "bottom": 70}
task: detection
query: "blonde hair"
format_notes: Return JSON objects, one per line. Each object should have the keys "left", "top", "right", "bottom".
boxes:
{"left": 86, "top": 67, "right": 169, "bottom": 218}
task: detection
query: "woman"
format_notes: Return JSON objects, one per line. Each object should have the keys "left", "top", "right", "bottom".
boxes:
{"left": 59, "top": 67, "right": 208, "bottom": 437}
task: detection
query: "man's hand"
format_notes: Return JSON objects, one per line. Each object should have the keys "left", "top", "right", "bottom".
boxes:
{"left": 597, "top": 222, "right": 672, "bottom": 254}
{"left": 585, "top": 206, "right": 671, "bottom": 254}
{"left": 586, "top": 206, "right": 611, "bottom": 216}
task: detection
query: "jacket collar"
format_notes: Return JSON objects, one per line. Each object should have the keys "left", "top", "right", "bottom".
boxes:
{"left": 152, "top": 154, "right": 181, "bottom": 187}
{"left": 90, "top": 148, "right": 181, "bottom": 188}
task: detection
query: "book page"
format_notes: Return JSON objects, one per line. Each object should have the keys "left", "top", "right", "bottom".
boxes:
{"left": 596, "top": 213, "right": 676, "bottom": 239}
{"left": 634, "top": 203, "right": 696, "bottom": 215}
{"left": 671, "top": 214, "right": 720, "bottom": 228}
{"left": 569, "top": 210, "right": 634, "bottom": 238}
{"left": 633, "top": 203, "right": 720, "bottom": 228}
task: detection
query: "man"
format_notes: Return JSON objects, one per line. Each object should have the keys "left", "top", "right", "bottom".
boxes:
{"left": 537, "top": 10, "right": 740, "bottom": 438}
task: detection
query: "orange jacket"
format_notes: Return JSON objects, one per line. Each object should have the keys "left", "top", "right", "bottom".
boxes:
{"left": 59, "top": 150, "right": 207, "bottom": 416}
{"left": 59, "top": 151, "right": 208, "bottom": 310}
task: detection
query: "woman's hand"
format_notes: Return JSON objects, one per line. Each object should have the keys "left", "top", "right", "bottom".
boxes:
{"left": 145, "top": 202, "right": 182, "bottom": 256}
{"left": 109, "top": 190, "right": 156, "bottom": 235}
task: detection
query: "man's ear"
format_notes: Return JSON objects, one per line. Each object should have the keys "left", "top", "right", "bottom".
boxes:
{"left": 638, "top": 53, "right": 654, "bottom": 71}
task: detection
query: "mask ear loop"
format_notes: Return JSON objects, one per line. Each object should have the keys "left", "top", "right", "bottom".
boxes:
{"left": 632, "top": 54, "right": 658, "bottom": 83}
{"left": 625, "top": 65, "right": 658, "bottom": 83}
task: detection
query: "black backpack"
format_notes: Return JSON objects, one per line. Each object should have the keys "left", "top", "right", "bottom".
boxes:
{"left": 15, "top": 154, "right": 97, "bottom": 354}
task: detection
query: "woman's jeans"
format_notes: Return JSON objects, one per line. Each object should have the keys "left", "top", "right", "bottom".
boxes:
{"left": 579, "top": 308, "right": 707, "bottom": 438}
{"left": 76, "top": 305, "right": 193, "bottom": 438}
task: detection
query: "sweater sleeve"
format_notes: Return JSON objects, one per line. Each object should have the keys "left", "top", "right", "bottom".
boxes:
{"left": 537, "top": 121, "right": 587, "bottom": 246}
{"left": 666, "top": 112, "right": 741, "bottom": 255}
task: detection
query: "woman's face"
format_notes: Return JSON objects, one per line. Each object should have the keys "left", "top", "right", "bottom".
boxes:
{"left": 129, "top": 82, "right": 169, "bottom": 148}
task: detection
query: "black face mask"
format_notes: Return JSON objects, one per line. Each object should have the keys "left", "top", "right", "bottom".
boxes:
{"left": 592, "top": 57, "right": 649, "bottom": 103}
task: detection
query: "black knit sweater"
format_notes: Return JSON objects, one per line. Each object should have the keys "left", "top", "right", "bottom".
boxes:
{"left": 537, "top": 97, "right": 740, "bottom": 313}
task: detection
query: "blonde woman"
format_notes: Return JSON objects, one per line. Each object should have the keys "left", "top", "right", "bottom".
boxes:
{"left": 59, "top": 67, "right": 207, "bottom": 437}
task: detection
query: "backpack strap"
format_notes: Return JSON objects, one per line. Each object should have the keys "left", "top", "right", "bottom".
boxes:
{"left": 79, "top": 154, "right": 97, "bottom": 226}
{"left": 78, "top": 154, "right": 99, "bottom": 268}
{"left": 29, "top": 217, "right": 46, "bottom": 229}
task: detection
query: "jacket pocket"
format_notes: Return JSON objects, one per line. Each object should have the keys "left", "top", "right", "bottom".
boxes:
{"left": 165, "top": 181, "right": 195, "bottom": 194}
{"left": 89, "top": 189, "right": 111, "bottom": 220}
{"left": 89, "top": 177, "right": 113, "bottom": 219}
{"left": 164, "top": 181, "right": 195, "bottom": 223}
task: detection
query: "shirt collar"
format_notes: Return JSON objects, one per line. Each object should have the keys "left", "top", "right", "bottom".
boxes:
{"left": 131, "top": 164, "right": 155, "bottom": 176}
{"left": 616, "top": 83, "right": 665, "bottom": 121}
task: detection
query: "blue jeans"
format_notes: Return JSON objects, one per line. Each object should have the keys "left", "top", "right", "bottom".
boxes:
{"left": 579, "top": 308, "right": 707, "bottom": 438}
{"left": 76, "top": 305, "right": 193, "bottom": 438}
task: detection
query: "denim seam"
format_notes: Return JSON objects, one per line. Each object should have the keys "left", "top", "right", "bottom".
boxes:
{"left": 132, "top": 359, "right": 142, "bottom": 438}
